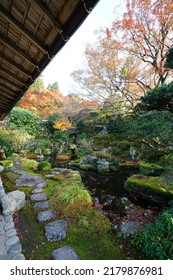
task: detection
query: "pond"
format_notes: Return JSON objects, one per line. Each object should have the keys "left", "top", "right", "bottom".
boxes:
{"left": 53, "top": 159, "right": 160, "bottom": 228}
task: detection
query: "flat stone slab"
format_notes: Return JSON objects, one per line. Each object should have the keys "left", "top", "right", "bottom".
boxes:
{"left": 30, "top": 193, "right": 47, "bottom": 201}
{"left": 51, "top": 246, "right": 79, "bottom": 260}
{"left": 37, "top": 210, "right": 56, "bottom": 223}
{"left": 34, "top": 201, "right": 50, "bottom": 209}
{"left": 35, "top": 182, "right": 47, "bottom": 189}
{"left": 31, "top": 189, "right": 43, "bottom": 194}
{"left": 16, "top": 174, "right": 46, "bottom": 187}
{"left": 45, "top": 220, "right": 67, "bottom": 242}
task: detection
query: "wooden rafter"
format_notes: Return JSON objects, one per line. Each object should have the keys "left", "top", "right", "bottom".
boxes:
{"left": 0, "top": 34, "right": 37, "bottom": 67}
{"left": 0, "top": 4, "right": 48, "bottom": 54}
{"left": 0, "top": 76, "right": 22, "bottom": 90}
{"left": 31, "top": 0, "right": 63, "bottom": 33}
{"left": 0, "top": 82, "right": 19, "bottom": 95}
{"left": 0, "top": 53, "right": 31, "bottom": 77}
{"left": 0, "top": 66, "right": 26, "bottom": 86}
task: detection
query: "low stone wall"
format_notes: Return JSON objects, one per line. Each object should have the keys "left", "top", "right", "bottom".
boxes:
{"left": 0, "top": 167, "right": 25, "bottom": 260}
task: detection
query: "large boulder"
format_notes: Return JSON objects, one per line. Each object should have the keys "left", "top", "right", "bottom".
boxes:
{"left": 2, "top": 190, "right": 25, "bottom": 215}
{"left": 139, "top": 162, "right": 164, "bottom": 176}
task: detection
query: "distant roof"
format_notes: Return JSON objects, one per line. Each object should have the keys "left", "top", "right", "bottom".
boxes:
{"left": 0, "top": 0, "right": 99, "bottom": 120}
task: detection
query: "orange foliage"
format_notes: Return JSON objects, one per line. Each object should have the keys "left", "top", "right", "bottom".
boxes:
{"left": 53, "top": 117, "right": 72, "bottom": 131}
{"left": 18, "top": 90, "right": 66, "bottom": 118}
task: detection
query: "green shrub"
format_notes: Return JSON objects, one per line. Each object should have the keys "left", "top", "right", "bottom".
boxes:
{"left": 9, "top": 107, "right": 40, "bottom": 135}
{"left": 95, "top": 151, "right": 112, "bottom": 160}
{"left": 0, "top": 136, "right": 12, "bottom": 157}
{"left": 37, "top": 160, "right": 51, "bottom": 173}
{"left": 131, "top": 207, "right": 173, "bottom": 259}
{"left": 137, "top": 83, "right": 173, "bottom": 113}
{"left": 117, "top": 140, "right": 131, "bottom": 151}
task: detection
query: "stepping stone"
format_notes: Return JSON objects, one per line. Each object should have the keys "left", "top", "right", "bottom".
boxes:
{"left": 31, "top": 189, "right": 43, "bottom": 194}
{"left": 51, "top": 246, "right": 79, "bottom": 260}
{"left": 35, "top": 182, "right": 47, "bottom": 189}
{"left": 30, "top": 193, "right": 47, "bottom": 201}
{"left": 34, "top": 201, "right": 50, "bottom": 209}
{"left": 37, "top": 210, "right": 56, "bottom": 223}
{"left": 44, "top": 220, "right": 67, "bottom": 242}
{"left": 16, "top": 174, "right": 46, "bottom": 187}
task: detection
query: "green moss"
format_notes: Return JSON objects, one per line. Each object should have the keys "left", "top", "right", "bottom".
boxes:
{"left": 125, "top": 174, "right": 173, "bottom": 205}
{"left": 139, "top": 162, "right": 164, "bottom": 176}
{"left": 79, "top": 163, "right": 96, "bottom": 171}
{"left": 0, "top": 160, "right": 13, "bottom": 168}
{"left": 58, "top": 222, "right": 125, "bottom": 260}
{"left": 1, "top": 171, "right": 19, "bottom": 192}
{"left": 93, "top": 134, "right": 117, "bottom": 149}
{"left": 37, "top": 160, "right": 51, "bottom": 173}
{"left": 120, "top": 162, "right": 139, "bottom": 172}
{"left": 117, "top": 140, "right": 131, "bottom": 151}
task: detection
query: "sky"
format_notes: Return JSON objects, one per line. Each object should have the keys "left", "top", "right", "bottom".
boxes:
{"left": 42, "top": 0, "right": 124, "bottom": 95}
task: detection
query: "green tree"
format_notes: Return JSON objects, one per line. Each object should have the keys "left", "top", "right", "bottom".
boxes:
{"left": 29, "top": 75, "right": 45, "bottom": 92}
{"left": 8, "top": 107, "right": 40, "bottom": 135}
{"left": 165, "top": 47, "right": 173, "bottom": 69}
{"left": 47, "top": 81, "right": 59, "bottom": 91}
{"left": 137, "top": 82, "right": 173, "bottom": 113}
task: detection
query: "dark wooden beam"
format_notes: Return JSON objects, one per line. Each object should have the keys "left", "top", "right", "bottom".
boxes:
{"left": 0, "top": 99, "right": 10, "bottom": 107}
{"left": 32, "top": 0, "right": 62, "bottom": 33}
{"left": 0, "top": 94, "right": 11, "bottom": 103}
{"left": 0, "top": 4, "right": 48, "bottom": 54}
{"left": 0, "top": 53, "right": 31, "bottom": 77}
{"left": 0, "top": 89, "right": 16, "bottom": 100}
{"left": 0, "top": 82, "right": 19, "bottom": 95}
{"left": 0, "top": 76, "right": 22, "bottom": 90}
{"left": 0, "top": 34, "right": 38, "bottom": 67}
{"left": 0, "top": 66, "right": 26, "bottom": 86}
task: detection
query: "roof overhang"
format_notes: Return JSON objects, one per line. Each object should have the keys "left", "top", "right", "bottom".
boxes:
{"left": 0, "top": 0, "right": 99, "bottom": 120}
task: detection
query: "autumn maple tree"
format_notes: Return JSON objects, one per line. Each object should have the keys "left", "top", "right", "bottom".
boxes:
{"left": 71, "top": 0, "right": 173, "bottom": 113}
{"left": 110, "top": 0, "right": 173, "bottom": 89}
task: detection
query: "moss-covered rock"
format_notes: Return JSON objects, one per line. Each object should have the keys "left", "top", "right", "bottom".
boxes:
{"left": 120, "top": 161, "right": 139, "bottom": 172}
{"left": 37, "top": 160, "right": 51, "bottom": 173}
{"left": 0, "top": 160, "right": 13, "bottom": 168}
{"left": 56, "top": 154, "right": 70, "bottom": 161}
{"left": 139, "top": 162, "right": 164, "bottom": 176}
{"left": 97, "top": 165, "right": 110, "bottom": 173}
{"left": 79, "top": 163, "right": 96, "bottom": 171}
{"left": 124, "top": 174, "right": 173, "bottom": 205}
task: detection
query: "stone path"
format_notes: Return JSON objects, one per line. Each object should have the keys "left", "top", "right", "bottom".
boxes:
{"left": 1, "top": 164, "right": 79, "bottom": 260}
